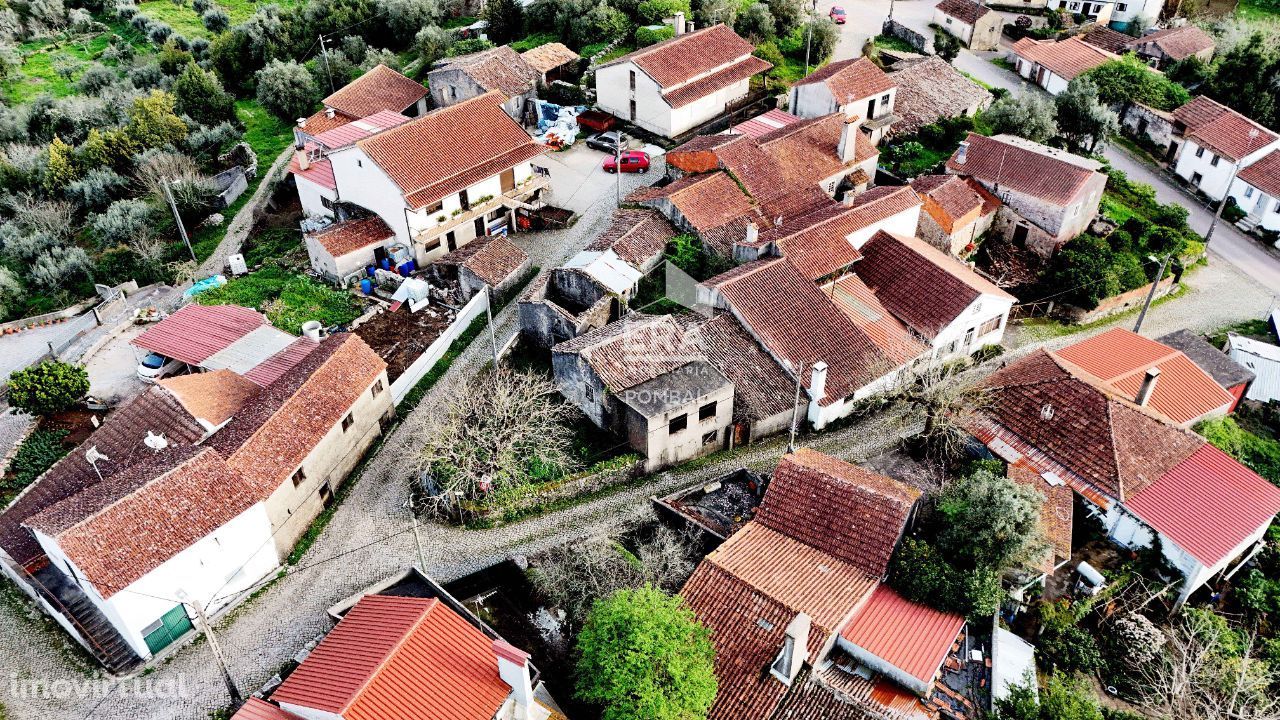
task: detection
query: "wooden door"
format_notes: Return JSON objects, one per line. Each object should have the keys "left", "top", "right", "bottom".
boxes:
{"left": 500, "top": 168, "right": 516, "bottom": 193}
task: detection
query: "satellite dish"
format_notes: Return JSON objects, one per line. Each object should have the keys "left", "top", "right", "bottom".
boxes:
{"left": 143, "top": 431, "right": 169, "bottom": 453}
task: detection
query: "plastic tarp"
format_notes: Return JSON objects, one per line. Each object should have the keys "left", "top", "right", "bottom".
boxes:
{"left": 532, "top": 101, "right": 588, "bottom": 149}
{"left": 991, "top": 627, "right": 1037, "bottom": 702}
{"left": 391, "top": 277, "right": 432, "bottom": 312}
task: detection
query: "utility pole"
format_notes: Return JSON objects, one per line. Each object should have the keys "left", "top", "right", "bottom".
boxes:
{"left": 803, "top": 0, "right": 817, "bottom": 75}
{"left": 186, "top": 599, "right": 241, "bottom": 707}
{"left": 1133, "top": 252, "right": 1172, "bottom": 334}
{"left": 405, "top": 498, "right": 428, "bottom": 571}
{"left": 485, "top": 286, "right": 500, "bottom": 367}
{"left": 614, "top": 133, "right": 627, "bottom": 207}
{"left": 162, "top": 178, "right": 197, "bottom": 263}
{"left": 1203, "top": 165, "right": 1241, "bottom": 251}
{"left": 319, "top": 34, "right": 335, "bottom": 94}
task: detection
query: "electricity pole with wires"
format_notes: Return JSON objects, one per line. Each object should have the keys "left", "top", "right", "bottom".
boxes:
{"left": 319, "top": 34, "right": 336, "bottom": 94}
{"left": 1203, "top": 164, "right": 1241, "bottom": 251}
{"left": 803, "top": 0, "right": 817, "bottom": 75}
{"left": 1132, "top": 252, "right": 1172, "bottom": 334}
{"left": 178, "top": 592, "right": 242, "bottom": 708}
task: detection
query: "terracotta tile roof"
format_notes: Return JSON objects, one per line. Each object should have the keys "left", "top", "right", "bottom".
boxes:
{"left": 310, "top": 110, "right": 410, "bottom": 150}
{"left": 847, "top": 184, "right": 924, "bottom": 223}
{"left": 214, "top": 333, "right": 386, "bottom": 494}
{"left": 358, "top": 92, "right": 544, "bottom": 209}
{"left": 1008, "top": 460, "right": 1074, "bottom": 575}
{"left": 27, "top": 448, "right": 261, "bottom": 592}
{"left": 158, "top": 369, "right": 261, "bottom": 426}
{"left": 705, "top": 259, "right": 899, "bottom": 405}
{"left": 1126, "top": 444, "right": 1280, "bottom": 566}
{"left": 889, "top": 56, "right": 992, "bottom": 136}
{"left": 629, "top": 171, "right": 758, "bottom": 235}
{"left": 309, "top": 215, "right": 394, "bottom": 258}
{"left": 134, "top": 304, "right": 268, "bottom": 366}
{"left": 1237, "top": 149, "right": 1280, "bottom": 197}
{"left": 552, "top": 314, "right": 698, "bottom": 393}
{"left": 663, "top": 55, "right": 772, "bottom": 108}
{"left": 242, "top": 337, "right": 323, "bottom": 387}
{"left": 676, "top": 312, "right": 797, "bottom": 422}
{"left": 300, "top": 109, "right": 354, "bottom": 135}
{"left": 936, "top": 0, "right": 993, "bottom": 24}
{"left": 772, "top": 666, "right": 933, "bottom": 720}
{"left": 0, "top": 388, "right": 205, "bottom": 568}
{"left": 520, "top": 42, "right": 579, "bottom": 73}
{"left": 584, "top": 208, "right": 676, "bottom": 269}
{"left": 793, "top": 57, "right": 896, "bottom": 103}
{"left": 1157, "top": 329, "right": 1256, "bottom": 389}
{"left": 1080, "top": 25, "right": 1133, "bottom": 54}
{"left": 856, "top": 230, "right": 1013, "bottom": 340}
{"left": 733, "top": 109, "right": 803, "bottom": 139}
{"left": 288, "top": 147, "right": 337, "bottom": 191}
{"left": 1055, "top": 328, "right": 1236, "bottom": 425}
{"left": 271, "top": 595, "right": 513, "bottom": 720}
{"left": 322, "top": 64, "right": 427, "bottom": 119}
{"left": 751, "top": 202, "right": 864, "bottom": 280}
{"left": 1184, "top": 104, "right": 1277, "bottom": 162}
{"left": 913, "top": 174, "right": 998, "bottom": 231}
{"left": 1135, "top": 26, "right": 1215, "bottom": 61}
{"left": 980, "top": 349, "right": 1204, "bottom": 502}
{"left": 757, "top": 114, "right": 878, "bottom": 187}
{"left": 758, "top": 448, "right": 921, "bottom": 577}
{"left": 840, "top": 585, "right": 965, "bottom": 686}
{"left": 1171, "top": 95, "right": 1232, "bottom": 131}
{"left": 231, "top": 699, "right": 303, "bottom": 720}
{"left": 434, "top": 236, "right": 529, "bottom": 287}
{"left": 1011, "top": 36, "right": 1113, "bottom": 80}
{"left": 948, "top": 133, "right": 1101, "bottom": 207}
{"left": 436, "top": 45, "right": 540, "bottom": 98}
{"left": 705, "top": 135, "right": 795, "bottom": 209}
{"left": 823, "top": 275, "right": 928, "bottom": 365}
{"left": 602, "top": 24, "right": 756, "bottom": 88}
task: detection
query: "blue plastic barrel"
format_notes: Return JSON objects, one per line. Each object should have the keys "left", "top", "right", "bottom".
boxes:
{"left": 366, "top": 265, "right": 376, "bottom": 277}
{"left": 360, "top": 278, "right": 373, "bottom": 294}
{"left": 380, "top": 258, "right": 391, "bottom": 271}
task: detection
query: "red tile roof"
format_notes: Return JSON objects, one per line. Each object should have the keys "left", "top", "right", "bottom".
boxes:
{"left": 840, "top": 585, "right": 965, "bottom": 686}
{"left": 1079, "top": 25, "right": 1134, "bottom": 54}
{"left": 793, "top": 57, "right": 896, "bottom": 103}
{"left": 584, "top": 208, "right": 675, "bottom": 269}
{"left": 1126, "top": 444, "right": 1280, "bottom": 566}
{"left": 677, "top": 312, "right": 797, "bottom": 423}
{"left": 913, "top": 173, "right": 999, "bottom": 230}
{"left": 936, "top": 0, "right": 993, "bottom": 24}
{"left": 948, "top": 133, "right": 1101, "bottom": 207}
{"left": 322, "top": 64, "right": 427, "bottom": 119}
{"left": 1239, "top": 149, "right": 1280, "bottom": 198}
{"left": 757, "top": 114, "right": 878, "bottom": 187}
{"left": 733, "top": 109, "right": 803, "bottom": 139}
{"left": 1171, "top": 95, "right": 1232, "bottom": 131}
{"left": 288, "top": 151, "right": 337, "bottom": 191}
{"left": 231, "top": 699, "right": 304, "bottom": 720}
{"left": 309, "top": 215, "right": 394, "bottom": 259}
{"left": 629, "top": 171, "right": 757, "bottom": 235}
{"left": 705, "top": 258, "right": 899, "bottom": 405}
{"left": 1185, "top": 105, "right": 1277, "bottom": 162}
{"left": 1055, "top": 328, "right": 1236, "bottom": 425}
{"left": 271, "top": 595, "right": 513, "bottom": 720}
{"left": 310, "top": 109, "right": 410, "bottom": 149}
{"left": 1011, "top": 36, "right": 1113, "bottom": 80}
{"left": 552, "top": 314, "right": 696, "bottom": 393}
{"left": 242, "top": 337, "right": 323, "bottom": 387}
{"left": 1135, "top": 26, "right": 1215, "bottom": 61}
{"left": 158, "top": 369, "right": 261, "bottom": 426}
{"left": 134, "top": 304, "right": 268, "bottom": 366}
{"left": 890, "top": 56, "right": 992, "bottom": 136}
{"left": 823, "top": 274, "right": 928, "bottom": 365}
{"left": 358, "top": 92, "right": 544, "bottom": 210}
{"left": 27, "top": 448, "right": 262, "bottom": 592}
{"left": 300, "top": 109, "right": 354, "bottom": 136}
{"left": 664, "top": 55, "right": 773, "bottom": 108}
{"left": 751, "top": 202, "right": 864, "bottom": 281}
{"left": 758, "top": 448, "right": 921, "bottom": 578}
{"left": 856, "top": 231, "right": 1014, "bottom": 340}
{"left": 436, "top": 236, "right": 529, "bottom": 286}
{"left": 603, "top": 24, "right": 756, "bottom": 89}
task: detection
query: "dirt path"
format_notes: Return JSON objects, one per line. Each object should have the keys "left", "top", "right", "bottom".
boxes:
{"left": 198, "top": 147, "right": 295, "bottom": 277}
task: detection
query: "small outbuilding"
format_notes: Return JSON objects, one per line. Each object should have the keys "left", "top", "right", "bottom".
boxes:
{"left": 430, "top": 236, "right": 531, "bottom": 301}
{"left": 304, "top": 215, "right": 396, "bottom": 286}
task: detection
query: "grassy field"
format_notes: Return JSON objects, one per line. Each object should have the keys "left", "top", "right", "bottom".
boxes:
{"left": 136, "top": 0, "right": 304, "bottom": 39}
{"left": 3, "top": 19, "right": 148, "bottom": 104}
{"left": 1236, "top": 0, "right": 1280, "bottom": 22}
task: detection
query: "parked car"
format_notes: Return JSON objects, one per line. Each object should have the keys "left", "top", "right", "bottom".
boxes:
{"left": 604, "top": 151, "right": 651, "bottom": 174}
{"left": 136, "top": 352, "right": 184, "bottom": 382}
{"left": 829, "top": 6, "right": 846, "bottom": 23}
{"left": 586, "top": 131, "right": 626, "bottom": 154}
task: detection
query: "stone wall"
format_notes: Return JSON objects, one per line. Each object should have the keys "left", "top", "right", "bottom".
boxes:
{"left": 883, "top": 18, "right": 934, "bottom": 53}
{"left": 1056, "top": 275, "right": 1178, "bottom": 324}
{"left": 1121, "top": 103, "right": 1176, "bottom": 155}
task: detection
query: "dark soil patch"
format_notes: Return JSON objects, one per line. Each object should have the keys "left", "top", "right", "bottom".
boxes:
{"left": 41, "top": 409, "right": 104, "bottom": 446}
{"left": 354, "top": 306, "right": 457, "bottom": 382}
{"left": 975, "top": 236, "right": 1048, "bottom": 300}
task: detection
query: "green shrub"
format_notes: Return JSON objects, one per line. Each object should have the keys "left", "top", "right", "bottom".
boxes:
{"left": 196, "top": 267, "right": 360, "bottom": 334}
{"left": 1037, "top": 599, "right": 1103, "bottom": 673}
{"left": 635, "top": 25, "right": 674, "bottom": 46}
{"left": 2, "top": 429, "right": 70, "bottom": 503}
{"left": 888, "top": 537, "right": 1004, "bottom": 621}
{"left": 8, "top": 361, "right": 90, "bottom": 417}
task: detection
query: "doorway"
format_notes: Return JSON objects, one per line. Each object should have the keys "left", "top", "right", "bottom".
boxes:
{"left": 500, "top": 168, "right": 515, "bottom": 193}
{"left": 1012, "top": 223, "right": 1030, "bottom": 247}
{"left": 474, "top": 217, "right": 486, "bottom": 238}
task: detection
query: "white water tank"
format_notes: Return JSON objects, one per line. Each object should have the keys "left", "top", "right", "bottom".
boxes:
{"left": 301, "top": 320, "right": 323, "bottom": 341}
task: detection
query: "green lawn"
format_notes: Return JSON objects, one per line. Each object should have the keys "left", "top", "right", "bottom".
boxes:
{"left": 3, "top": 20, "right": 148, "bottom": 104}
{"left": 443, "top": 14, "right": 478, "bottom": 29}
{"left": 872, "top": 34, "right": 919, "bottom": 54}
{"left": 195, "top": 265, "right": 361, "bottom": 333}
{"left": 136, "top": 0, "right": 304, "bottom": 38}
{"left": 1236, "top": 0, "right": 1280, "bottom": 22}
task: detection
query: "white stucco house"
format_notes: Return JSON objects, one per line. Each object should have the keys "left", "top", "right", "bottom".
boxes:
{"left": 1228, "top": 149, "right": 1280, "bottom": 233}
{"left": 788, "top": 57, "right": 898, "bottom": 144}
{"left": 934, "top": 0, "right": 1003, "bottom": 52}
{"left": 1010, "top": 36, "right": 1115, "bottom": 96}
{"left": 1172, "top": 99, "right": 1280, "bottom": 202}
{"left": 594, "top": 22, "right": 771, "bottom": 139}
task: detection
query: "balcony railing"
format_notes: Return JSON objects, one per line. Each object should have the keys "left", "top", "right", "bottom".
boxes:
{"left": 419, "top": 174, "right": 551, "bottom": 240}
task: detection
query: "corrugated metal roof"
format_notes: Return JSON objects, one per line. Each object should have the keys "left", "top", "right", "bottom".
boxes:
{"left": 271, "top": 595, "right": 512, "bottom": 720}
{"left": 311, "top": 110, "right": 409, "bottom": 149}
{"left": 202, "top": 325, "right": 299, "bottom": 375}
{"left": 133, "top": 305, "right": 267, "bottom": 366}
{"left": 1126, "top": 444, "right": 1280, "bottom": 567}
{"left": 839, "top": 585, "right": 965, "bottom": 685}
{"left": 562, "top": 249, "right": 642, "bottom": 294}
{"left": 243, "top": 337, "right": 323, "bottom": 387}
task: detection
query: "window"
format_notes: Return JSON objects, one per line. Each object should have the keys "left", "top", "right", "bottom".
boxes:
{"left": 629, "top": 70, "right": 636, "bottom": 90}
{"left": 945, "top": 16, "right": 952, "bottom": 23}
{"left": 978, "top": 315, "right": 1003, "bottom": 336}
{"left": 422, "top": 238, "right": 442, "bottom": 253}
{"left": 669, "top": 414, "right": 688, "bottom": 434}
{"left": 585, "top": 384, "right": 594, "bottom": 401}
{"left": 291, "top": 467, "right": 306, "bottom": 487}
{"left": 1195, "top": 146, "right": 1205, "bottom": 158}
{"left": 1210, "top": 155, "right": 1220, "bottom": 167}
{"left": 371, "top": 378, "right": 383, "bottom": 397}
{"left": 699, "top": 402, "right": 717, "bottom": 421}
{"left": 629, "top": 99, "right": 637, "bottom": 121}
{"left": 356, "top": 159, "right": 363, "bottom": 167}
{"left": 1245, "top": 186, "right": 1255, "bottom": 198}
{"left": 1117, "top": 2, "right": 1127, "bottom": 8}
{"left": 425, "top": 200, "right": 443, "bottom": 216}
{"left": 1273, "top": 199, "right": 1280, "bottom": 213}
{"left": 1191, "top": 172, "right": 1203, "bottom": 186}
{"left": 702, "top": 430, "right": 718, "bottom": 445}
{"left": 341, "top": 413, "right": 354, "bottom": 432}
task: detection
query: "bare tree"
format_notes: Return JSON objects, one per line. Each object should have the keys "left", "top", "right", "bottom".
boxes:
{"left": 1130, "top": 609, "right": 1280, "bottom": 720}
{"left": 892, "top": 362, "right": 992, "bottom": 467}
{"left": 400, "top": 368, "right": 578, "bottom": 511}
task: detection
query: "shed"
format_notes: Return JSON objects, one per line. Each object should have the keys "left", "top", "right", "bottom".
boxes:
{"left": 431, "top": 236, "right": 531, "bottom": 301}
{"left": 305, "top": 216, "right": 396, "bottom": 286}
{"left": 520, "top": 42, "right": 580, "bottom": 83}
{"left": 562, "top": 249, "right": 643, "bottom": 296}
{"left": 1158, "top": 328, "right": 1256, "bottom": 411}
{"left": 1226, "top": 334, "right": 1280, "bottom": 403}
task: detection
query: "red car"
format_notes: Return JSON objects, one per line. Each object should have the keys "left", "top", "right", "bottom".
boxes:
{"left": 604, "top": 150, "right": 651, "bottom": 174}
{"left": 829, "top": 6, "right": 846, "bottom": 23}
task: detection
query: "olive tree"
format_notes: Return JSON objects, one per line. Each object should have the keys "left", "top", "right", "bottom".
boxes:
{"left": 255, "top": 59, "right": 319, "bottom": 121}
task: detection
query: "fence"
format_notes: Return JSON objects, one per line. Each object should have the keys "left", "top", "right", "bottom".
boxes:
{"left": 389, "top": 288, "right": 491, "bottom": 405}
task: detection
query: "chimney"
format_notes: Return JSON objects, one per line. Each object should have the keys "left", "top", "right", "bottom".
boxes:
{"left": 955, "top": 140, "right": 969, "bottom": 165}
{"left": 687, "top": 20, "right": 695, "bottom": 32}
{"left": 295, "top": 145, "right": 310, "bottom": 172}
{"left": 296, "top": 117, "right": 307, "bottom": 128}
{"left": 809, "top": 361, "right": 828, "bottom": 402}
{"left": 745, "top": 221, "right": 759, "bottom": 244}
{"left": 325, "top": 107, "right": 335, "bottom": 119}
{"left": 770, "top": 612, "right": 811, "bottom": 684}
{"left": 837, "top": 116, "right": 861, "bottom": 165}
{"left": 673, "top": 11, "right": 685, "bottom": 35}
{"left": 494, "top": 639, "right": 534, "bottom": 720}
{"left": 1136, "top": 367, "right": 1160, "bottom": 407}
{"left": 301, "top": 320, "right": 323, "bottom": 342}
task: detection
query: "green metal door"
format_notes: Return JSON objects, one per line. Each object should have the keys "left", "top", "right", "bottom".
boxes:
{"left": 143, "top": 605, "right": 193, "bottom": 655}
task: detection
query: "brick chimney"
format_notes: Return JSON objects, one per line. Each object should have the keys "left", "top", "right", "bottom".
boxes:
{"left": 1136, "top": 367, "right": 1160, "bottom": 407}
{"left": 837, "top": 117, "right": 862, "bottom": 165}
{"left": 809, "top": 361, "right": 828, "bottom": 402}
{"left": 494, "top": 639, "right": 534, "bottom": 720}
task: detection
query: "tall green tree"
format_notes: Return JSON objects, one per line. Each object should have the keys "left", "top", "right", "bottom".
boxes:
{"left": 1206, "top": 33, "right": 1278, "bottom": 131}
{"left": 8, "top": 361, "right": 90, "bottom": 417}
{"left": 1083, "top": 54, "right": 1189, "bottom": 111}
{"left": 482, "top": 0, "right": 525, "bottom": 45}
{"left": 575, "top": 587, "right": 717, "bottom": 720}
{"left": 255, "top": 59, "right": 319, "bottom": 121}
{"left": 1055, "top": 76, "right": 1118, "bottom": 154}
{"left": 985, "top": 91, "right": 1058, "bottom": 143}
{"left": 937, "top": 469, "right": 1047, "bottom": 571}
{"left": 173, "top": 63, "right": 236, "bottom": 127}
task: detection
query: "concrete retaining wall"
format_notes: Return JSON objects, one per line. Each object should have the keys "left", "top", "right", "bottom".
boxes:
{"left": 389, "top": 289, "right": 490, "bottom": 404}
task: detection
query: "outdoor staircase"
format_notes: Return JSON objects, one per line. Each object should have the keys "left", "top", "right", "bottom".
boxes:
{"left": 29, "top": 564, "right": 144, "bottom": 675}
{"left": 1238, "top": 212, "right": 1262, "bottom": 232}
